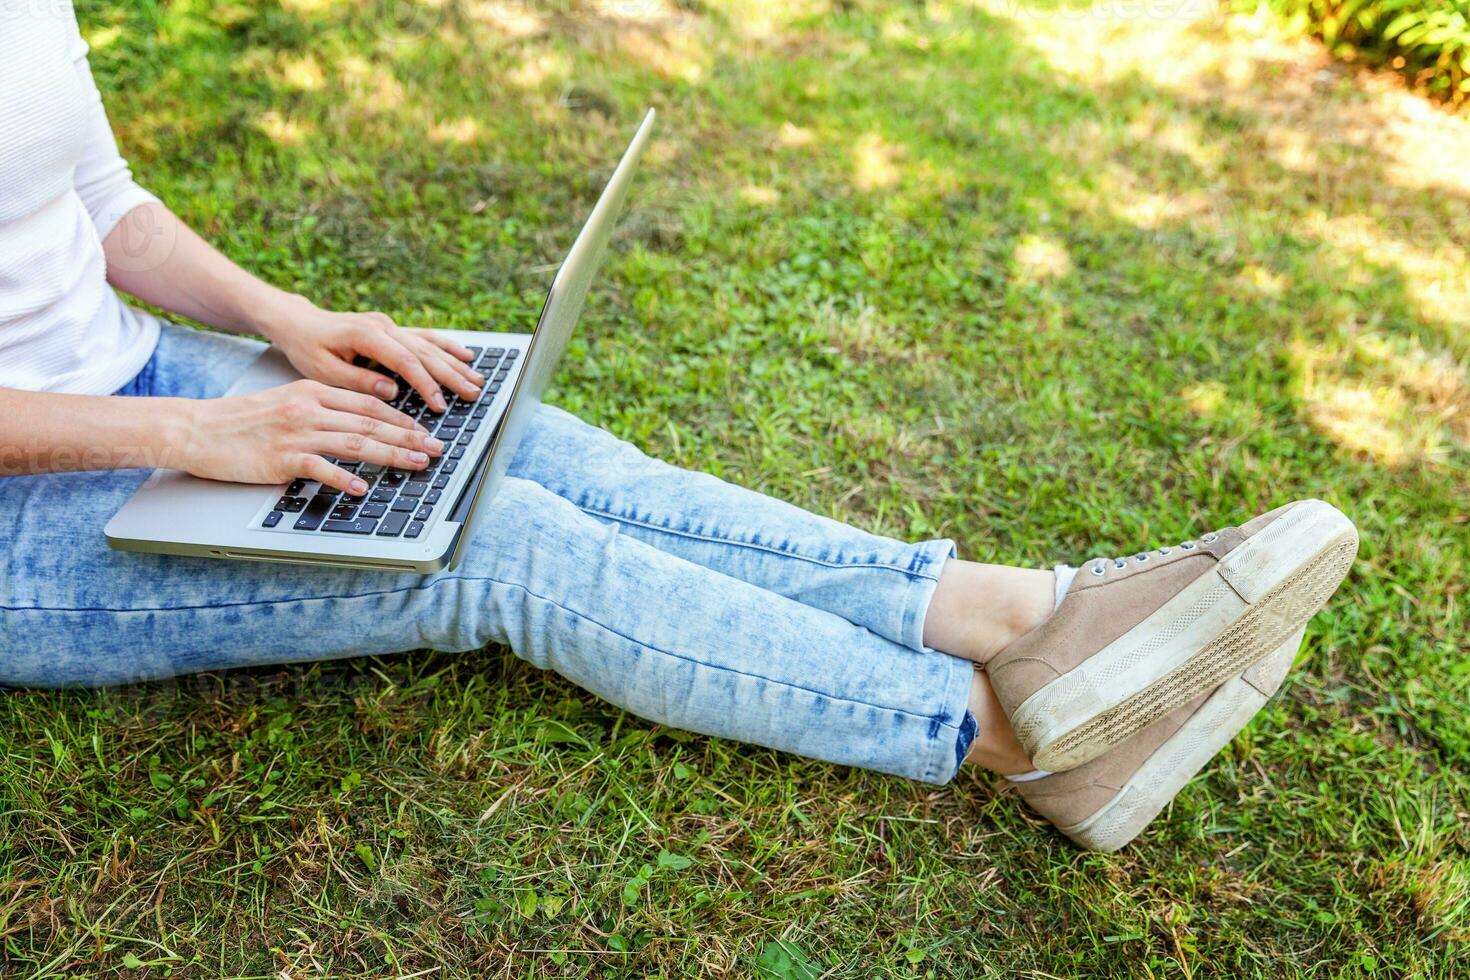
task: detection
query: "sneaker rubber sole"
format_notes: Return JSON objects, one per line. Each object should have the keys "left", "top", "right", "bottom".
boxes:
{"left": 1057, "top": 626, "right": 1304, "bottom": 852}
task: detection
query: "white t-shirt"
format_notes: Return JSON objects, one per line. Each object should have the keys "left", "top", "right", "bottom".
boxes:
{"left": 0, "top": 0, "right": 160, "bottom": 394}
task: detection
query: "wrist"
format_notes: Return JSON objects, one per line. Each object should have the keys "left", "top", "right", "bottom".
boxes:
{"left": 245, "top": 290, "right": 316, "bottom": 343}
{"left": 155, "top": 397, "right": 206, "bottom": 471}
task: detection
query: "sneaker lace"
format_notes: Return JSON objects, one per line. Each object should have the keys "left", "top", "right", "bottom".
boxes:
{"left": 1087, "top": 531, "right": 1220, "bottom": 577}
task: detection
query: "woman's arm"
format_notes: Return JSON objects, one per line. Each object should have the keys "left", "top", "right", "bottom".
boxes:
{"left": 0, "top": 381, "right": 443, "bottom": 494}
{"left": 0, "top": 390, "right": 191, "bottom": 477}
{"left": 60, "top": 12, "right": 476, "bottom": 414}
{"left": 102, "top": 201, "right": 485, "bottom": 413}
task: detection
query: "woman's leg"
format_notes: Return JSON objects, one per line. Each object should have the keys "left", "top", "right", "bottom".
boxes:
{"left": 0, "top": 469, "right": 977, "bottom": 783}
{"left": 508, "top": 404, "right": 1054, "bottom": 658}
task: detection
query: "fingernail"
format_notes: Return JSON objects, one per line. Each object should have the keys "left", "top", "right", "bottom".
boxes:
{"left": 471, "top": 372, "right": 485, "bottom": 384}
{"left": 350, "top": 479, "right": 368, "bottom": 495}
{"left": 425, "top": 437, "right": 444, "bottom": 453}
{"left": 374, "top": 380, "right": 397, "bottom": 399}
{"left": 407, "top": 451, "right": 428, "bottom": 465}
{"left": 432, "top": 394, "right": 446, "bottom": 411}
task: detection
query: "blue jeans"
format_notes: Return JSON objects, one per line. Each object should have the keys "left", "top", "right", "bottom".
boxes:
{"left": 0, "top": 323, "right": 977, "bottom": 784}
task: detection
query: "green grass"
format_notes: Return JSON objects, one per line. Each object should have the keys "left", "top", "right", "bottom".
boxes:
{"left": 4, "top": 0, "right": 1469, "bottom": 975}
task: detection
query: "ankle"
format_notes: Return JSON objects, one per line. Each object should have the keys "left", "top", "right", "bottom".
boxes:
{"left": 995, "top": 574, "right": 1054, "bottom": 658}
{"left": 922, "top": 561, "right": 1055, "bottom": 665}
{"left": 963, "top": 669, "right": 1034, "bottom": 774}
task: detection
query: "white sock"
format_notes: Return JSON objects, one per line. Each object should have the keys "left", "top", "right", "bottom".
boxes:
{"left": 1006, "top": 768, "right": 1053, "bottom": 782}
{"left": 1052, "top": 564, "right": 1077, "bottom": 611}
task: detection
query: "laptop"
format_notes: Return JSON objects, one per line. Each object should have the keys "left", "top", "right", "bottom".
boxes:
{"left": 106, "top": 109, "right": 655, "bottom": 574}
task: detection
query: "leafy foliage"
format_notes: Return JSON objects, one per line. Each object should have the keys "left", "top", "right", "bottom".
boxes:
{"left": 1240, "top": 0, "right": 1470, "bottom": 102}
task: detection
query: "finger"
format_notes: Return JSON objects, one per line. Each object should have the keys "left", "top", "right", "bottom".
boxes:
{"left": 404, "top": 335, "right": 484, "bottom": 401}
{"left": 317, "top": 408, "right": 444, "bottom": 456}
{"left": 401, "top": 330, "right": 482, "bottom": 383}
{"left": 318, "top": 386, "right": 425, "bottom": 433}
{"left": 418, "top": 328, "right": 476, "bottom": 362}
{"left": 295, "top": 453, "right": 370, "bottom": 496}
{"left": 313, "top": 431, "right": 431, "bottom": 471}
{"left": 360, "top": 333, "right": 447, "bottom": 413}
{"left": 316, "top": 359, "right": 403, "bottom": 402}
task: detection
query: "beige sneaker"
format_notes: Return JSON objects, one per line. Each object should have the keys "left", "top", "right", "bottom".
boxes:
{"left": 989, "top": 499, "right": 1357, "bottom": 772}
{"left": 1010, "top": 626, "right": 1304, "bottom": 851}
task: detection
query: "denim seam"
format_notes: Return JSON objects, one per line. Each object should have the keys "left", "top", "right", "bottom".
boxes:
{"left": 557, "top": 493, "right": 945, "bottom": 582}
{"left": 4, "top": 575, "right": 955, "bottom": 725}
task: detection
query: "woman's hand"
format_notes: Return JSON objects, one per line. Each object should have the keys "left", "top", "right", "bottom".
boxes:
{"left": 178, "top": 380, "right": 445, "bottom": 495}
{"left": 263, "top": 297, "right": 484, "bottom": 413}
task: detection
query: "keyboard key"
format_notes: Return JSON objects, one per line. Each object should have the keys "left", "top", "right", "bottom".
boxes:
{"left": 276, "top": 495, "right": 308, "bottom": 512}
{"left": 359, "top": 502, "right": 388, "bottom": 519}
{"left": 415, "top": 504, "right": 434, "bottom": 521}
{"left": 377, "top": 511, "right": 409, "bottom": 537}
{"left": 465, "top": 419, "right": 481, "bottom": 432}
{"left": 425, "top": 489, "right": 442, "bottom": 505}
{"left": 322, "top": 518, "right": 378, "bottom": 534}
{"left": 432, "top": 474, "right": 450, "bottom": 490}
{"left": 441, "top": 461, "right": 458, "bottom": 474}
{"left": 487, "top": 347, "right": 504, "bottom": 357}
{"left": 494, "top": 369, "right": 510, "bottom": 381}
{"left": 370, "top": 488, "right": 395, "bottom": 504}
{"left": 330, "top": 504, "right": 358, "bottom": 521}
{"left": 294, "top": 494, "right": 333, "bottom": 531}
{"left": 286, "top": 479, "right": 307, "bottom": 496}
{"left": 504, "top": 348, "right": 519, "bottom": 359}
{"left": 400, "top": 482, "right": 425, "bottom": 498}
{"left": 380, "top": 470, "right": 406, "bottom": 487}
{"left": 390, "top": 497, "right": 417, "bottom": 512}
{"left": 487, "top": 382, "right": 502, "bottom": 394}
{"left": 472, "top": 405, "right": 489, "bottom": 418}
{"left": 262, "top": 511, "right": 283, "bottom": 528}
{"left": 405, "top": 520, "right": 425, "bottom": 539}
{"left": 450, "top": 446, "right": 466, "bottom": 459}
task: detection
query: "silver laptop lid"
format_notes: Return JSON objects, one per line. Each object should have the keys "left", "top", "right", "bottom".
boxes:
{"left": 443, "top": 108, "right": 656, "bottom": 568}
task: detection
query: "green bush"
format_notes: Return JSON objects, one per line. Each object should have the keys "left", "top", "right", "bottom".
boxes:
{"left": 1239, "top": 0, "right": 1470, "bottom": 102}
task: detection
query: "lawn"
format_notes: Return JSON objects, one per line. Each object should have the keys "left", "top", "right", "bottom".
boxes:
{"left": 3, "top": 0, "right": 1468, "bottom": 975}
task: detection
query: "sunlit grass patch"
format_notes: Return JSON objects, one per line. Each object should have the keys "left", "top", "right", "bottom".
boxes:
{"left": 1292, "top": 327, "right": 1469, "bottom": 467}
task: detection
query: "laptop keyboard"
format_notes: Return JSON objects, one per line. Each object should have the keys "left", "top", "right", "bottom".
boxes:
{"left": 258, "top": 345, "right": 518, "bottom": 538}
